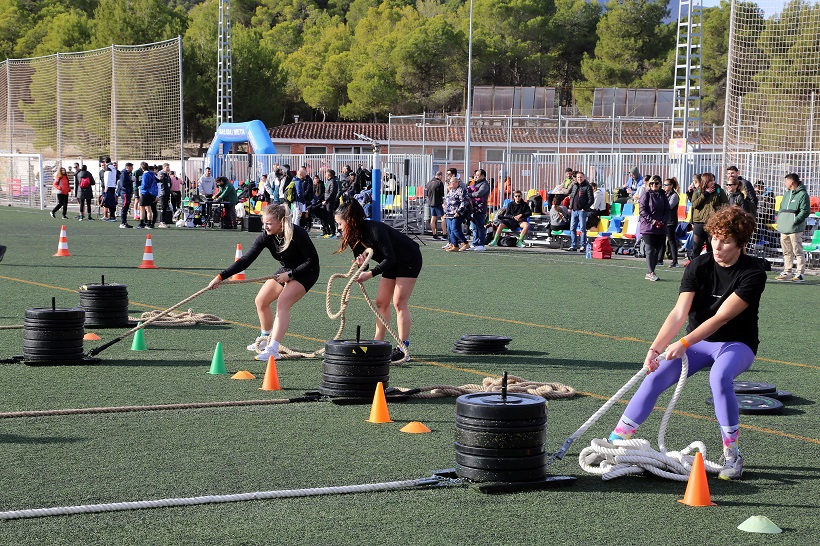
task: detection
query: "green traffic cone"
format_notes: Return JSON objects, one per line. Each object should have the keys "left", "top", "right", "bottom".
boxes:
{"left": 208, "top": 342, "right": 227, "bottom": 374}
{"left": 131, "top": 323, "right": 147, "bottom": 351}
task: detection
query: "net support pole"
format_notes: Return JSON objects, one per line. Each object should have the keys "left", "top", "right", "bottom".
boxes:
{"left": 179, "top": 36, "right": 185, "bottom": 180}
{"left": 111, "top": 45, "right": 117, "bottom": 161}
{"left": 722, "top": 0, "right": 738, "bottom": 164}
{"left": 56, "top": 53, "right": 62, "bottom": 167}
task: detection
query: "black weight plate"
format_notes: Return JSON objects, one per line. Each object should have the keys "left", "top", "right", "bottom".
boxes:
{"left": 23, "top": 329, "right": 85, "bottom": 341}
{"left": 320, "top": 381, "right": 387, "bottom": 393}
{"left": 456, "top": 415, "right": 547, "bottom": 429}
{"left": 452, "top": 348, "right": 508, "bottom": 355}
{"left": 769, "top": 389, "right": 793, "bottom": 401}
{"left": 319, "top": 387, "right": 381, "bottom": 398}
{"left": 24, "top": 356, "right": 101, "bottom": 367}
{"left": 733, "top": 380, "right": 777, "bottom": 395}
{"left": 321, "top": 373, "right": 390, "bottom": 385}
{"left": 458, "top": 335, "right": 513, "bottom": 344}
{"left": 706, "top": 394, "right": 784, "bottom": 415}
{"left": 24, "top": 351, "right": 87, "bottom": 361}
{"left": 321, "top": 354, "right": 392, "bottom": 365}
{"left": 79, "top": 283, "right": 128, "bottom": 291}
{"left": 452, "top": 345, "right": 509, "bottom": 352}
{"left": 23, "top": 320, "right": 85, "bottom": 330}
{"left": 23, "top": 348, "right": 86, "bottom": 357}
{"left": 83, "top": 310, "right": 130, "bottom": 319}
{"left": 455, "top": 464, "right": 548, "bottom": 483}
{"left": 456, "top": 392, "right": 546, "bottom": 420}
{"left": 455, "top": 452, "right": 548, "bottom": 471}
{"left": 22, "top": 339, "right": 84, "bottom": 349}
{"left": 321, "top": 363, "right": 391, "bottom": 377}
{"left": 454, "top": 428, "right": 545, "bottom": 449}
{"left": 25, "top": 308, "right": 85, "bottom": 320}
{"left": 453, "top": 340, "right": 509, "bottom": 347}
{"left": 454, "top": 442, "right": 545, "bottom": 458}
{"left": 324, "top": 339, "right": 393, "bottom": 357}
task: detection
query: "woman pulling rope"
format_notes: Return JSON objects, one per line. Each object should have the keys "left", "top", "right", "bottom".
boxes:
{"left": 207, "top": 204, "right": 320, "bottom": 362}
{"left": 334, "top": 199, "right": 423, "bottom": 363}
{"left": 604, "top": 205, "right": 766, "bottom": 481}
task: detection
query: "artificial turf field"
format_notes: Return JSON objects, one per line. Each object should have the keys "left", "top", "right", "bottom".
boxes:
{"left": 0, "top": 205, "right": 818, "bottom": 545}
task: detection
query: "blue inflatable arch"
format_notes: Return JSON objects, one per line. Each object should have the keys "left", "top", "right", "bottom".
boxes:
{"left": 206, "top": 120, "right": 277, "bottom": 178}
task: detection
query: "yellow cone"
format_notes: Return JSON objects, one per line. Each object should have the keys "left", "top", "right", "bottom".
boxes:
{"left": 400, "top": 421, "right": 431, "bottom": 433}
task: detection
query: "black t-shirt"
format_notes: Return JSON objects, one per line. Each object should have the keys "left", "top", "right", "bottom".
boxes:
{"left": 219, "top": 225, "right": 319, "bottom": 283}
{"left": 351, "top": 220, "right": 422, "bottom": 277}
{"left": 680, "top": 253, "right": 766, "bottom": 353}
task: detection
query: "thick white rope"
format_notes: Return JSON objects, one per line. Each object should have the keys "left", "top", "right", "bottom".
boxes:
{"left": 575, "top": 353, "right": 722, "bottom": 481}
{"left": 0, "top": 477, "right": 441, "bottom": 520}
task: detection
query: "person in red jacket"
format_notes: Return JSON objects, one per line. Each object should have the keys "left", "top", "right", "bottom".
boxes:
{"left": 50, "top": 167, "right": 71, "bottom": 219}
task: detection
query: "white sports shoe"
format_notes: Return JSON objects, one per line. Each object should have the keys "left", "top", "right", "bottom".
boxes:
{"left": 246, "top": 336, "right": 268, "bottom": 352}
{"left": 254, "top": 345, "right": 282, "bottom": 361}
{"left": 718, "top": 447, "right": 744, "bottom": 480}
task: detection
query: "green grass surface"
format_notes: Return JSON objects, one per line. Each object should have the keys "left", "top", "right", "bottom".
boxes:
{"left": 0, "top": 206, "right": 818, "bottom": 545}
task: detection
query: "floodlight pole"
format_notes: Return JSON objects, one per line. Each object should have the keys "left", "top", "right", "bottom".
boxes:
{"left": 372, "top": 143, "right": 382, "bottom": 222}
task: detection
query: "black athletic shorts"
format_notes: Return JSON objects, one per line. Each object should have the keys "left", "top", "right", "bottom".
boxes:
{"left": 380, "top": 251, "right": 423, "bottom": 280}
{"left": 140, "top": 194, "right": 156, "bottom": 207}
{"left": 276, "top": 266, "right": 319, "bottom": 292}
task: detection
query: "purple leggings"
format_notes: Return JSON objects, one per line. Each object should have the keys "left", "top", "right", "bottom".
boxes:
{"left": 623, "top": 340, "right": 755, "bottom": 428}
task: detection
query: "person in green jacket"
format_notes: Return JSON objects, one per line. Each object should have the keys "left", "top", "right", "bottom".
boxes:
{"left": 214, "top": 176, "right": 239, "bottom": 229}
{"left": 687, "top": 172, "right": 729, "bottom": 258}
{"left": 775, "top": 173, "right": 811, "bottom": 283}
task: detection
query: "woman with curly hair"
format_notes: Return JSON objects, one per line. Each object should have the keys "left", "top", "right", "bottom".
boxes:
{"left": 608, "top": 205, "right": 766, "bottom": 480}
{"left": 335, "top": 199, "right": 423, "bottom": 362}
{"left": 207, "top": 203, "right": 320, "bottom": 362}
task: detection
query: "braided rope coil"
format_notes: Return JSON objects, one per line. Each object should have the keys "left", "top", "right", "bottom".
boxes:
{"left": 137, "top": 309, "right": 225, "bottom": 326}
{"left": 401, "top": 375, "right": 576, "bottom": 400}
{"left": 576, "top": 353, "right": 722, "bottom": 480}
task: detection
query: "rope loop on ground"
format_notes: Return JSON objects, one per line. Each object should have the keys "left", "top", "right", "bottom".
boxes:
{"left": 137, "top": 309, "right": 225, "bottom": 327}
{"left": 399, "top": 375, "right": 576, "bottom": 400}
{"left": 576, "top": 353, "right": 722, "bottom": 480}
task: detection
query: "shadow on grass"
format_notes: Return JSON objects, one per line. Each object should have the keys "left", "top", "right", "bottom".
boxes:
{"left": 421, "top": 354, "right": 640, "bottom": 372}
{"left": 0, "top": 433, "right": 85, "bottom": 445}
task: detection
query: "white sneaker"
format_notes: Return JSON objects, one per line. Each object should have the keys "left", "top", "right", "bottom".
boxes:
{"left": 157, "top": 222, "right": 168, "bottom": 228}
{"left": 718, "top": 447, "right": 744, "bottom": 480}
{"left": 254, "top": 345, "right": 282, "bottom": 361}
{"left": 246, "top": 336, "right": 268, "bottom": 352}
{"left": 472, "top": 245, "right": 485, "bottom": 251}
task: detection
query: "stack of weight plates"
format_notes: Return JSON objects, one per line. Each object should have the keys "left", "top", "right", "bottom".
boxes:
{"left": 452, "top": 335, "right": 512, "bottom": 355}
{"left": 78, "top": 282, "right": 132, "bottom": 328}
{"left": 320, "top": 339, "right": 393, "bottom": 398}
{"left": 23, "top": 307, "right": 87, "bottom": 365}
{"left": 454, "top": 392, "right": 548, "bottom": 482}
{"left": 706, "top": 380, "right": 791, "bottom": 415}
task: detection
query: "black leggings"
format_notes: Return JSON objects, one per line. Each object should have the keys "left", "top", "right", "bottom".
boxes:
{"left": 658, "top": 224, "right": 678, "bottom": 264}
{"left": 643, "top": 233, "right": 665, "bottom": 274}
{"left": 51, "top": 194, "right": 68, "bottom": 217}
{"left": 692, "top": 222, "right": 710, "bottom": 257}
{"left": 79, "top": 197, "right": 92, "bottom": 217}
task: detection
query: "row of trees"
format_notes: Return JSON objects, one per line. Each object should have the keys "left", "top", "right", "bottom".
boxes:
{"left": 2, "top": 0, "right": 736, "bottom": 145}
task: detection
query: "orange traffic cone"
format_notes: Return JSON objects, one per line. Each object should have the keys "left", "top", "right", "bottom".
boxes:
{"left": 678, "top": 452, "right": 717, "bottom": 506}
{"left": 231, "top": 244, "right": 247, "bottom": 280}
{"left": 260, "top": 356, "right": 282, "bottom": 391}
{"left": 367, "top": 382, "right": 392, "bottom": 423}
{"left": 138, "top": 234, "right": 157, "bottom": 269}
{"left": 53, "top": 225, "right": 71, "bottom": 257}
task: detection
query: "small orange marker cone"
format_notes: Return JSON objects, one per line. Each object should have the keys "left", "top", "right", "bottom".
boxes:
{"left": 53, "top": 225, "right": 71, "bottom": 257}
{"left": 138, "top": 234, "right": 157, "bottom": 269}
{"left": 232, "top": 370, "right": 256, "bottom": 380}
{"left": 367, "top": 382, "right": 393, "bottom": 423}
{"left": 83, "top": 332, "right": 101, "bottom": 341}
{"left": 400, "top": 421, "right": 431, "bottom": 433}
{"left": 678, "top": 452, "right": 716, "bottom": 506}
{"left": 260, "top": 356, "right": 282, "bottom": 390}
{"left": 231, "top": 244, "right": 247, "bottom": 280}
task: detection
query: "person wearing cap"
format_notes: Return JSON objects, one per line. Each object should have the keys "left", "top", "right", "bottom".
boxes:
{"left": 425, "top": 171, "right": 446, "bottom": 240}
{"left": 488, "top": 190, "right": 531, "bottom": 248}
